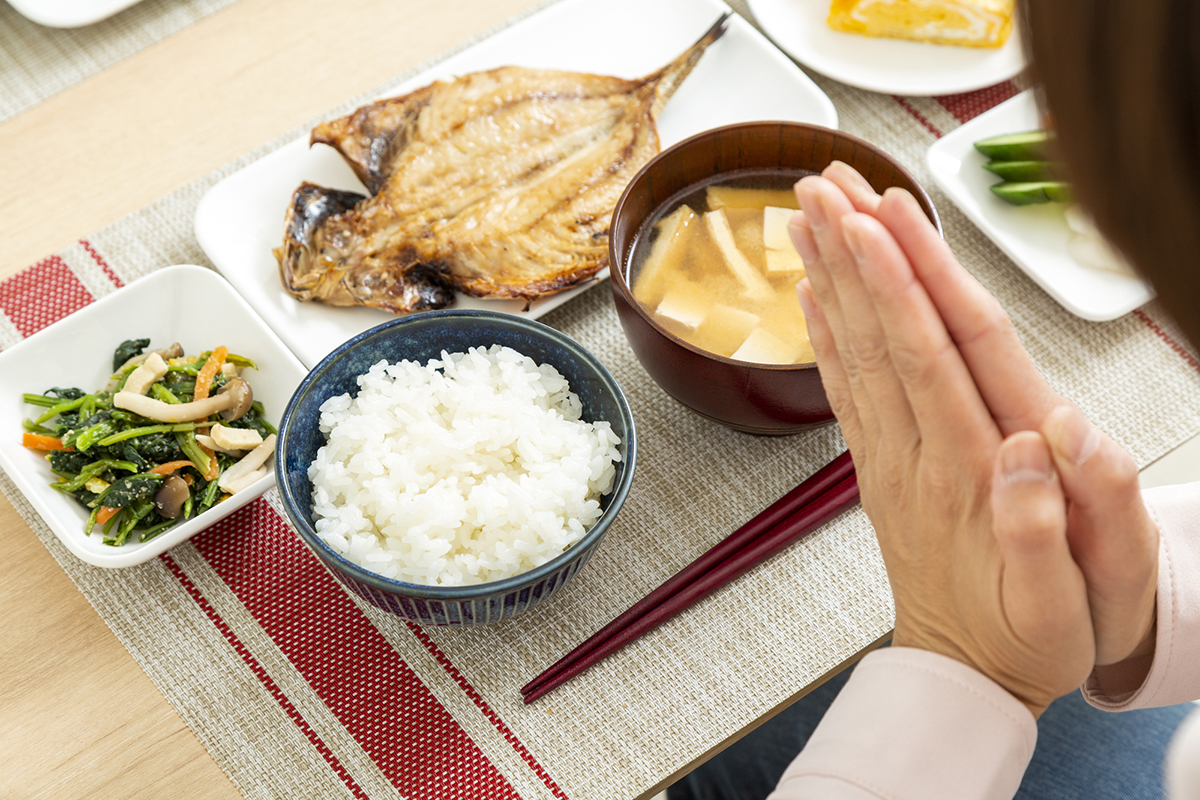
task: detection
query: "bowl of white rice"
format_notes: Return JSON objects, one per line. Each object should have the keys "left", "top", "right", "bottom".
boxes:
{"left": 275, "top": 310, "right": 636, "bottom": 625}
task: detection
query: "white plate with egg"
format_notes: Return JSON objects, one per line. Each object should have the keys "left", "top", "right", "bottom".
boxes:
{"left": 746, "top": 0, "right": 1026, "bottom": 96}
{"left": 195, "top": 0, "right": 839, "bottom": 370}
{"left": 926, "top": 90, "right": 1153, "bottom": 321}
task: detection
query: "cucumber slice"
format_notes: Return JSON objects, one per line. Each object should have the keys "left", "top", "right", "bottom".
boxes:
{"left": 1043, "top": 182, "right": 1073, "bottom": 203}
{"left": 990, "top": 181, "right": 1073, "bottom": 205}
{"left": 981, "top": 160, "right": 1060, "bottom": 182}
{"left": 974, "top": 130, "right": 1053, "bottom": 162}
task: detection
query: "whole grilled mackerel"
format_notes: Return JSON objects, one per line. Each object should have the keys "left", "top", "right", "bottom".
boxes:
{"left": 276, "top": 14, "right": 729, "bottom": 314}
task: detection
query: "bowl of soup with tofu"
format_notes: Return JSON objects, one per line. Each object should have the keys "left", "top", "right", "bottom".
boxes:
{"left": 609, "top": 121, "right": 941, "bottom": 435}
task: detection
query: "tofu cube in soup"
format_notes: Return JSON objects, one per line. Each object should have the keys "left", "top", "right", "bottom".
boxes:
{"left": 629, "top": 176, "right": 814, "bottom": 365}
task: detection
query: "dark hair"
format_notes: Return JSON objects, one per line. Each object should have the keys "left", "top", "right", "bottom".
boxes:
{"left": 1021, "top": 0, "right": 1200, "bottom": 346}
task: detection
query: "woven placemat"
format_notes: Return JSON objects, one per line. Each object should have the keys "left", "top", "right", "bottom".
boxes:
{"left": 0, "top": 0, "right": 242, "bottom": 124}
{"left": 4, "top": 2, "right": 1200, "bottom": 799}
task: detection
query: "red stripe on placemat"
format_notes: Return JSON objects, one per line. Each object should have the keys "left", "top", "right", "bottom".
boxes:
{"left": 935, "top": 81, "right": 1020, "bottom": 124}
{"left": 0, "top": 256, "right": 94, "bottom": 338}
{"left": 892, "top": 96, "right": 943, "bottom": 139}
{"left": 405, "top": 622, "right": 570, "bottom": 800}
{"left": 1133, "top": 309, "right": 1200, "bottom": 373}
{"left": 159, "top": 551, "right": 371, "bottom": 800}
{"left": 188, "top": 500, "right": 523, "bottom": 800}
{"left": 80, "top": 239, "right": 124, "bottom": 288}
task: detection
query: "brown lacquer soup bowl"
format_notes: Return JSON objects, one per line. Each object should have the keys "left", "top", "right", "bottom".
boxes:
{"left": 609, "top": 121, "right": 941, "bottom": 435}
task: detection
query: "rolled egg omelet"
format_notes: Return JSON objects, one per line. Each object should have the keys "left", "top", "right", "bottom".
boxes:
{"left": 827, "top": 0, "right": 1014, "bottom": 48}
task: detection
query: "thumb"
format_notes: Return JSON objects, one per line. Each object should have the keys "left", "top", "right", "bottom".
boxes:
{"left": 1042, "top": 404, "right": 1151, "bottom": 554}
{"left": 1042, "top": 404, "right": 1159, "bottom": 664}
{"left": 991, "top": 432, "right": 1090, "bottom": 651}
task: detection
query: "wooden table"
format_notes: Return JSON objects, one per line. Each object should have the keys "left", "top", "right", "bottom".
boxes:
{"left": 5, "top": 2, "right": 1200, "bottom": 797}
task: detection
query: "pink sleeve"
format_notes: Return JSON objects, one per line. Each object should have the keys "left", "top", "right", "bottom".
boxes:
{"left": 1083, "top": 482, "right": 1200, "bottom": 709}
{"left": 768, "top": 648, "right": 1036, "bottom": 800}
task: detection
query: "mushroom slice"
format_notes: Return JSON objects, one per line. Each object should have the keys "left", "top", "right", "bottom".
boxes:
{"left": 210, "top": 424, "right": 263, "bottom": 451}
{"left": 154, "top": 475, "right": 190, "bottom": 519}
{"left": 215, "top": 378, "right": 254, "bottom": 421}
{"left": 157, "top": 342, "right": 184, "bottom": 361}
{"left": 114, "top": 391, "right": 235, "bottom": 422}
{"left": 123, "top": 352, "right": 169, "bottom": 396}
{"left": 217, "top": 434, "right": 276, "bottom": 494}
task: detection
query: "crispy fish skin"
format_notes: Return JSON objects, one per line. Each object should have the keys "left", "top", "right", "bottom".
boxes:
{"left": 277, "top": 14, "right": 729, "bottom": 313}
{"left": 277, "top": 183, "right": 456, "bottom": 314}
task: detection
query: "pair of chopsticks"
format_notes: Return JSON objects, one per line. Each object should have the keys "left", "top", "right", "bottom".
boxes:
{"left": 521, "top": 450, "right": 860, "bottom": 704}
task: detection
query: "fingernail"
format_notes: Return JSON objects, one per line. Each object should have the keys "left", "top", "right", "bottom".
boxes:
{"left": 843, "top": 216, "right": 866, "bottom": 261}
{"left": 884, "top": 186, "right": 921, "bottom": 213}
{"left": 1001, "top": 433, "right": 1054, "bottom": 484}
{"left": 787, "top": 212, "right": 819, "bottom": 262}
{"left": 832, "top": 161, "right": 875, "bottom": 194}
{"left": 1049, "top": 406, "right": 1102, "bottom": 467}
{"left": 799, "top": 186, "right": 827, "bottom": 230}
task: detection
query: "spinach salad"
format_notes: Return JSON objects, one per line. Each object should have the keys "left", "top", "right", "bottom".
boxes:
{"left": 21, "top": 338, "right": 276, "bottom": 546}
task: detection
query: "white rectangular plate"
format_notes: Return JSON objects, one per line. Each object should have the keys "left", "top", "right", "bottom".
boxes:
{"left": 0, "top": 265, "right": 308, "bottom": 568}
{"left": 926, "top": 90, "right": 1153, "bottom": 321}
{"left": 194, "top": 0, "right": 838, "bottom": 369}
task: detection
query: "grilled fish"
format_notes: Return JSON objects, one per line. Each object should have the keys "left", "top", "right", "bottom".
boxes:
{"left": 277, "top": 14, "right": 729, "bottom": 314}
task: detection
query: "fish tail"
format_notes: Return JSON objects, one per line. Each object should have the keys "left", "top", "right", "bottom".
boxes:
{"left": 644, "top": 12, "right": 732, "bottom": 119}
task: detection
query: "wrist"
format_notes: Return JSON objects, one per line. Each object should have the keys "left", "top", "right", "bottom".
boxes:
{"left": 892, "top": 625, "right": 1051, "bottom": 719}
{"left": 1127, "top": 605, "right": 1158, "bottom": 661}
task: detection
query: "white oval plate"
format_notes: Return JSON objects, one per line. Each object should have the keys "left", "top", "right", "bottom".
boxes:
{"left": 0, "top": 265, "right": 309, "bottom": 567}
{"left": 926, "top": 90, "right": 1153, "bottom": 320}
{"left": 194, "top": 0, "right": 839, "bottom": 370}
{"left": 746, "top": 0, "right": 1026, "bottom": 96}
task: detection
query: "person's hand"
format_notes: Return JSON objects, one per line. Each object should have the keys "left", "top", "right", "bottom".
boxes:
{"left": 813, "top": 162, "right": 1159, "bottom": 668}
{"left": 789, "top": 173, "right": 1096, "bottom": 717}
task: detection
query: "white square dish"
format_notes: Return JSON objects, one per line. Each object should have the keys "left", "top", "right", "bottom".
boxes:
{"left": 926, "top": 90, "right": 1153, "bottom": 321}
{"left": 194, "top": 0, "right": 839, "bottom": 369}
{"left": 0, "top": 265, "right": 309, "bottom": 568}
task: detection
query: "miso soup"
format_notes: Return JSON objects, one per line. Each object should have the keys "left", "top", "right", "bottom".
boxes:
{"left": 628, "top": 170, "right": 817, "bottom": 366}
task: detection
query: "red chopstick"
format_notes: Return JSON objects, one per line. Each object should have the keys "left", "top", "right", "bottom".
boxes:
{"left": 520, "top": 451, "right": 859, "bottom": 704}
{"left": 520, "top": 450, "right": 854, "bottom": 699}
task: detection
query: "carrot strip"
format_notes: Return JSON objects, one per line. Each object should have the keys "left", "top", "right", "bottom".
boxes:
{"left": 149, "top": 460, "right": 195, "bottom": 476}
{"left": 95, "top": 506, "right": 120, "bottom": 525}
{"left": 22, "top": 433, "right": 71, "bottom": 451}
{"left": 193, "top": 346, "right": 228, "bottom": 402}
{"left": 193, "top": 347, "right": 229, "bottom": 456}
{"left": 201, "top": 444, "right": 220, "bottom": 482}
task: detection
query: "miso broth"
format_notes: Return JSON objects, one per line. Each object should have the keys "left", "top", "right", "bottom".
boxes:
{"left": 628, "top": 170, "right": 817, "bottom": 365}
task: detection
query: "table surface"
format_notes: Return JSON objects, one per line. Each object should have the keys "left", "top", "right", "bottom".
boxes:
{"left": 5, "top": 1, "right": 1200, "bottom": 798}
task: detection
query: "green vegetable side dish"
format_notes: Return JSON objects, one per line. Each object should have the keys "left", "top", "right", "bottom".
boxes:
{"left": 21, "top": 338, "right": 277, "bottom": 547}
{"left": 974, "top": 130, "right": 1073, "bottom": 205}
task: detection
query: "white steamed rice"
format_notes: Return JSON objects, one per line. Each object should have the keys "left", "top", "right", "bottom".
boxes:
{"left": 308, "top": 344, "right": 622, "bottom": 586}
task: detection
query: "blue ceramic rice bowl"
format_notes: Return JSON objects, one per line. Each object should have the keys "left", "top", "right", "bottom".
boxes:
{"left": 274, "top": 309, "right": 637, "bottom": 625}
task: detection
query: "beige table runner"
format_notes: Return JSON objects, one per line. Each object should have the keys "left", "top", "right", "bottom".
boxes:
{"left": 0, "top": 0, "right": 241, "bottom": 123}
{"left": 5, "top": 2, "right": 1200, "bottom": 799}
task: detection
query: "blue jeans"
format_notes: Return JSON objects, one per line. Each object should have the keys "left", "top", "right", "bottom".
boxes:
{"left": 667, "top": 662, "right": 1194, "bottom": 800}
